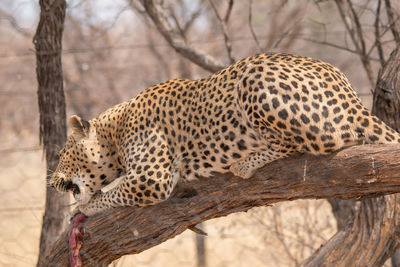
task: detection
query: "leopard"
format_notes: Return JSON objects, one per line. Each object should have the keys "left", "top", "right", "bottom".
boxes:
{"left": 49, "top": 53, "right": 400, "bottom": 216}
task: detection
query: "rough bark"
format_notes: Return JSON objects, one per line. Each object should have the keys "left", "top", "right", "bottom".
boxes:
{"left": 372, "top": 47, "right": 400, "bottom": 129}
{"left": 41, "top": 144, "right": 400, "bottom": 266}
{"left": 304, "top": 47, "right": 400, "bottom": 267}
{"left": 34, "top": 0, "right": 70, "bottom": 266}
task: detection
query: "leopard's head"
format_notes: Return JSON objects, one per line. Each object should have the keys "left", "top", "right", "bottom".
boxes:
{"left": 49, "top": 115, "right": 124, "bottom": 204}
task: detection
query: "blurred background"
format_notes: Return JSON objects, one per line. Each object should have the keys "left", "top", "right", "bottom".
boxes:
{"left": 0, "top": 0, "right": 398, "bottom": 266}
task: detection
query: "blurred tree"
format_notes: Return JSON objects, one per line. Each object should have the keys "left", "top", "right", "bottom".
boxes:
{"left": 33, "top": 0, "right": 70, "bottom": 266}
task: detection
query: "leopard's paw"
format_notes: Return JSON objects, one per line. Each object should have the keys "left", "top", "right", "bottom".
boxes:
{"left": 229, "top": 161, "right": 254, "bottom": 179}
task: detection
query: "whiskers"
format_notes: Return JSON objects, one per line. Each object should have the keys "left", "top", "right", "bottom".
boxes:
{"left": 46, "top": 179, "right": 53, "bottom": 187}
{"left": 45, "top": 170, "right": 54, "bottom": 182}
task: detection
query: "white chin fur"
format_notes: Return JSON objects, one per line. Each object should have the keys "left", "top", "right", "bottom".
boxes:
{"left": 73, "top": 176, "right": 92, "bottom": 205}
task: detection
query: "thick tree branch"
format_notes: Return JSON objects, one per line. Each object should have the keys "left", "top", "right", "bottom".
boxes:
{"left": 42, "top": 144, "right": 400, "bottom": 267}
{"left": 137, "top": 0, "right": 225, "bottom": 73}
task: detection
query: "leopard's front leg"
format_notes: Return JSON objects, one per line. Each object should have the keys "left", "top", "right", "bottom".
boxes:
{"left": 77, "top": 136, "right": 178, "bottom": 216}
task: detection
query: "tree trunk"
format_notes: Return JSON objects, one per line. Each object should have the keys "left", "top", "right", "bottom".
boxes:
{"left": 196, "top": 223, "right": 206, "bottom": 267}
{"left": 33, "top": 0, "right": 70, "bottom": 266}
{"left": 327, "top": 199, "right": 356, "bottom": 231}
{"left": 372, "top": 47, "right": 400, "bottom": 127}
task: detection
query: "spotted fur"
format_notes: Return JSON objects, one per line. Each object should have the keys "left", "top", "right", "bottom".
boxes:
{"left": 50, "top": 53, "right": 400, "bottom": 215}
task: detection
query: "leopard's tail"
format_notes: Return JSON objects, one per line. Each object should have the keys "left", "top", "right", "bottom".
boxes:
{"left": 357, "top": 112, "right": 400, "bottom": 145}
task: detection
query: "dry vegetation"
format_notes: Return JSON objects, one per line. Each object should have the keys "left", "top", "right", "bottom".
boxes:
{"left": 0, "top": 0, "right": 399, "bottom": 266}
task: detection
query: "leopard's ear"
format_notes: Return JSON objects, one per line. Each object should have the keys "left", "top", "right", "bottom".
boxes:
{"left": 69, "top": 115, "right": 90, "bottom": 138}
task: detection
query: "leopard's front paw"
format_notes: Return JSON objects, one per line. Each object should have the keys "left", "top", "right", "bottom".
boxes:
{"left": 229, "top": 162, "right": 254, "bottom": 179}
{"left": 78, "top": 203, "right": 100, "bottom": 217}
{"left": 77, "top": 191, "right": 107, "bottom": 216}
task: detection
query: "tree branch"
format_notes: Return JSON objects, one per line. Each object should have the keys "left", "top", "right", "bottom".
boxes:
{"left": 207, "top": 0, "right": 235, "bottom": 63}
{"left": 248, "top": 0, "right": 261, "bottom": 52}
{"left": 0, "top": 8, "right": 31, "bottom": 37}
{"left": 42, "top": 144, "right": 400, "bottom": 267}
{"left": 374, "top": 0, "right": 385, "bottom": 67}
{"left": 384, "top": 0, "right": 400, "bottom": 45}
{"left": 335, "top": 0, "right": 376, "bottom": 87}
{"left": 137, "top": 0, "right": 225, "bottom": 73}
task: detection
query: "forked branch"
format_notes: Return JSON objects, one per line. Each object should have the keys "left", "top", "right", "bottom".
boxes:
{"left": 137, "top": 0, "right": 225, "bottom": 73}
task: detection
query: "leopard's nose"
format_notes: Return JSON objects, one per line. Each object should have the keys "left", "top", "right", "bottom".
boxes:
{"left": 65, "top": 181, "right": 74, "bottom": 190}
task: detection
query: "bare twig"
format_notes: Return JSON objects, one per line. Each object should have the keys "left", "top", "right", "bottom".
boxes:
{"left": 374, "top": 0, "right": 385, "bottom": 67}
{"left": 208, "top": 0, "right": 235, "bottom": 63}
{"left": 273, "top": 19, "right": 301, "bottom": 49}
{"left": 0, "top": 8, "right": 31, "bottom": 37}
{"left": 168, "top": 7, "right": 186, "bottom": 39}
{"left": 144, "top": 17, "right": 172, "bottom": 79}
{"left": 347, "top": 0, "right": 375, "bottom": 86}
{"left": 248, "top": 0, "right": 261, "bottom": 52}
{"left": 334, "top": 0, "right": 375, "bottom": 87}
{"left": 296, "top": 36, "right": 358, "bottom": 55}
{"left": 348, "top": 1, "right": 367, "bottom": 55}
{"left": 224, "top": 0, "right": 234, "bottom": 22}
{"left": 368, "top": 16, "right": 399, "bottom": 57}
{"left": 182, "top": 8, "right": 203, "bottom": 35}
{"left": 384, "top": 0, "right": 400, "bottom": 45}
{"left": 272, "top": 207, "right": 299, "bottom": 265}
